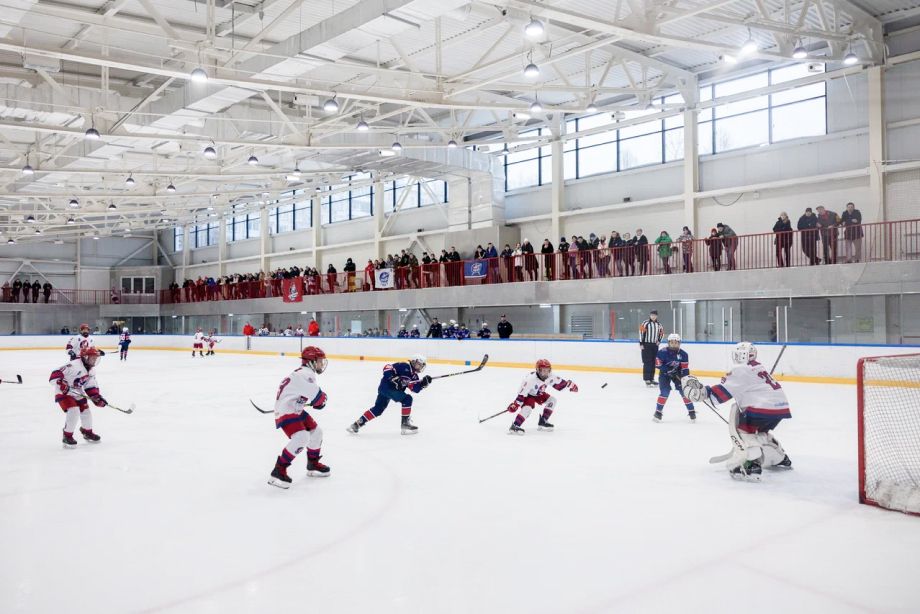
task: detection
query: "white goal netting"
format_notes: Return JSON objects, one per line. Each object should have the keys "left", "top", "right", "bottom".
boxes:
{"left": 859, "top": 354, "right": 920, "bottom": 516}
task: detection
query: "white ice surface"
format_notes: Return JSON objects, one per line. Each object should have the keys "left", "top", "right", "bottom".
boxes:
{"left": 2, "top": 349, "right": 920, "bottom": 614}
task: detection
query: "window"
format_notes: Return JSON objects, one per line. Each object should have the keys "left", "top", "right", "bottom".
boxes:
{"left": 121, "top": 276, "right": 155, "bottom": 294}
{"left": 192, "top": 223, "right": 217, "bottom": 248}
{"left": 268, "top": 189, "right": 312, "bottom": 234}
{"left": 380, "top": 177, "right": 447, "bottom": 214}
{"left": 227, "top": 205, "right": 260, "bottom": 242}
{"left": 504, "top": 128, "right": 548, "bottom": 190}
{"left": 173, "top": 227, "right": 183, "bottom": 252}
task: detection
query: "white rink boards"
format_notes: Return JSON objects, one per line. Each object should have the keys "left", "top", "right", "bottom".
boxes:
{"left": 1, "top": 348, "right": 920, "bottom": 614}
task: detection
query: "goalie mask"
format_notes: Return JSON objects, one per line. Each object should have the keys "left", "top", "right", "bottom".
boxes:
{"left": 667, "top": 333, "right": 681, "bottom": 350}
{"left": 732, "top": 342, "right": 757, "bottom": 365}
{"left": 535, "top": 358, "right": 552, "bottom": 380}
{"left": 410, "top": 354, "right": 427, "bottom": 373}
{"left": 301, "top": 346, "right": 328, "bottom": 374}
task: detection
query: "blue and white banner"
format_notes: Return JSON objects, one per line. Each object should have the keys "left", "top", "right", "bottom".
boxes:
{"left": 375, "top": 269, "right": 395, "bottom": 289}
{"left": 464, "top": 260, "right": 487, "bottom": 279}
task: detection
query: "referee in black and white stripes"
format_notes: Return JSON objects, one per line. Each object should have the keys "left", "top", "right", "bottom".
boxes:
{"left": 639, "top": 310, "right": 664, "bottom": 386}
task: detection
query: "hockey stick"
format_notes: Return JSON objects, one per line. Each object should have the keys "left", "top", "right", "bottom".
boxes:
{"left": 0, "top": 374, "right": 23, "bottom": 384}
{"left": 430, "top": 354, "right": 489, "bottom": 380}
{"left": 769, "top": 344, "right": 787, "bottom": 375}
{"left": 250, "top": 399, "right": 272, "bottom": 414}
{"left": 108, "top": 402, "right": 135, "bottom": 415}
{"left": 478, "top": 408, "right": 508, "bottom": 424}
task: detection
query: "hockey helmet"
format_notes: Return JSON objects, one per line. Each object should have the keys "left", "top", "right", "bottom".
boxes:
{"left": 732, "top": 342, "right": 757, "bottom": 365}
{"left": 667, "top": 333, "right": 681, "bottom": 349}
{"left": 123, "top": 327, "right": 129, "bottom": 333}
{"left": 409, "top": 354, "right": 427, "bottom": 373}
{"left": 79, "top": 323, "right": 90, "bottom": 336}
{"left": 535, "top": 358, "right": 552, "bottom": 380}
{"left": 81, "top": 346, "right": 101, "bottom": 368}
{"left": 301, "top": 346, "right": 328, "bottom": 374}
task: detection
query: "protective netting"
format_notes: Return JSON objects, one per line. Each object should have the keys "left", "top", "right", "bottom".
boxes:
{"left": 861, "top": 355, "right": 920, "bottom": 515}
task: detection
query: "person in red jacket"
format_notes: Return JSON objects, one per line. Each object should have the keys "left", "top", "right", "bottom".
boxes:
{"left": 308, "top": 319, "right": 320, "bottom": 337}
{"left": 242, "top": 322, "right": 255, "bottom": 336}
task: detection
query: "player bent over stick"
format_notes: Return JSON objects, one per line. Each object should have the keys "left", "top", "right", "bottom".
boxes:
{"left": 49, "top": 347, "right": 108, "bottom": 448}
{"left": 653, "top": 333, "right": 696, "bottom": 423}
{"left": 347, "top": 355, "right": 431, "bottom": 435}
{"left": 506, "top": 359, "right": 578, "bottom": 435}
{"left": 269, "top": 346, "right": 331, "bottom": 489}
{"left": 682, "top": 342, "right": 792, "bottom": 482}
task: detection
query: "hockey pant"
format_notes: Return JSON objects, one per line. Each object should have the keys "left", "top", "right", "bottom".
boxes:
{"left": 513, "top": 392, "right": 556, "bottom": 426}
{"left": 59, "top": 396, "right": 93, "bottom": 435}
{"left": 361, "top": 388, "right": 413, "bottom": 424}
{"left": 276, "top": 411, "right": 323, "bottom": 466}
{"left": 657, "top": 376, "right": 694, "bottom": 413}
{"left": 726, "top": 405, "right": 786, "bottom": 471}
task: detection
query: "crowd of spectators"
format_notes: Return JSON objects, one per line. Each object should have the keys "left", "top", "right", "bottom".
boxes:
{"left": 1, "top": 278, "right": 53, "bottom": 303}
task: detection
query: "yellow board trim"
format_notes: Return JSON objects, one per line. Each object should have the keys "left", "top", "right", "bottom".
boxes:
{"left": 1, "top": 345, "right": 860, "bottom": 386}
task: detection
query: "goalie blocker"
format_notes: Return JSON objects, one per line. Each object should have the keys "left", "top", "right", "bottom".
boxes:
{"left": 682, "top": 342, "right": 792, "bottom": 482}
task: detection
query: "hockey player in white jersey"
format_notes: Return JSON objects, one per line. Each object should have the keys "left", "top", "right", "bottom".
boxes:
{"left": 49, "top": 347, "right": 108, "bottom": 448}
{"left": 66, "top": 323, "right": 103, "bottom": 360}
{"left": 205, "top": 329, "right": 220, "bottom": 356}
{"left": 682, "top": 342, "right": 792, "bottom": 481}
{"left": 268, "top": 346, "right": 331, "bottom": 489}
{"left": 192, "top": 328, "right": 205, "bottom": 357}
{"left": 506, "top": 359, "right": 578, "bottom": 435}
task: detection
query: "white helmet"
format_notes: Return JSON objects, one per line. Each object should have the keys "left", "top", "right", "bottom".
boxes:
{"left": 732, "top": 342, "right": 757, "bottom": 365}
{"left": 667, "top": 333, "right": 681, "bottom": 348}
{"left": 123, "top": 327, "right": 129, "bottom": 333}
{"left": 410, "top": 354, "right": 427, "bottom": 373}
{"left": 482, "top": 322, "right": 488, "bottom": 327}
{"left": 450, "top": 319, "right": 456, "bottom": 325}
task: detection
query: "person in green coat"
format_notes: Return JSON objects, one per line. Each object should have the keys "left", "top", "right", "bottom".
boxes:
{"left": 655, "top": 231, "right": 673, "bottom": 274}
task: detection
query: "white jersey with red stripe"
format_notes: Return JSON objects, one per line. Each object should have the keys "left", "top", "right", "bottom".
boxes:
{"left": 274, "top": 367, "right": 327, "bottom": 420}
{"left": 65, "top": 334, "right": 96, "bottom": 357}
{"left": 193, "top": 332, "right": 204, "bottom": 345}
{"left": 515, "top": 371, "right": 571, "bottom": 402}
{"left": 49, "top": 359, "right": 101, "bottom": 403}
{"left": 713, "top": 361, "right": 790, "bottom": 413}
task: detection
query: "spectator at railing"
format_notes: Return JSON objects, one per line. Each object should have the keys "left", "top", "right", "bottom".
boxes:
{"left": 567, "top": 236, "right": 580, "bottom": 279}
{"left": 841, "top": 202, "right": 863, "bottom": 263}
{"left": 816, "top": 205, "right": 840, "bottom": 265}
{"left": 541, "top": 239, "right": 555, "bottom": 280}
{"left": 623, "top": 233, "right": 636, "bottom": 276}
{"left": 447, "top": 246, "right": 462, "bottom": 286}
{"left": 522, "top": 239, "right": 537, "bottom": 281}
{"left": 408, "top": 253, "right": 420, "bottom": 287}
{"left": 42, "top": 281, "right": 52, "bottom": 303}
{"left": 12, "top": 278, "right": 22, "bottom": 302}
{"left": 773, "top": 212, "right": 793, "bottom": 267}
{"left": 485, "top": 242, "right": 499, "bottom": 281}
{"left": 344, "top": 258, "right": 357, "bottom": 292}
{"left": 499, "top": 244, "right": 513, "bottom": 282}
{"left": 1, "top": 280, "right": 10, "bottom": 302}
{"left": 609, "top": 232, "right": 624, "bottom": 276}
{"left": 678, "top": 227, "right": 693, "bottom": 273}
{"left": 635, "top": 229, "right": 650, "bottom": 275}
{"left": 797, "top": 208, "right": 820, "bottom": 265}
{"left": 655, "top": 230, "right": 673, "bottom": 274}
{"left": 31, "top": 279, "right": 40, "bottom": 303}
{"left": 597, "top": 234, "right": 609, "bottom": 277}
{"left": 326, "top": 264, "right": 337, "bottom": 293}
{"left": 110, "top": 286, "right": 121, "bottom": 304}
{"left": 497, "top": 314, "right": 513, "bottom": 339}
{"left": 556, "top": 237, "right": 569, "bottom": 279}
{"left": 512, "top": 242, "right": 524, "bottom": 281}
{"left": 365, "top": 259, "right": 376, "bottom": 290}
{"left": 717, "top": 223, "right": 738, "bottom": 270}
{"left": 473, "top": 245, "right": 485, "bottom": 259}
{"left": 705, "top": 228, "right": 722, "bottom": 271}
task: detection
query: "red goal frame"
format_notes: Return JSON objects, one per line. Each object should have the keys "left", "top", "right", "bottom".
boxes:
{"left": 857, "top": 353, "right": 920, "bottom": 516}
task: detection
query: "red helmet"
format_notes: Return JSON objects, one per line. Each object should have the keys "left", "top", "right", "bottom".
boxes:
{"left": 301, "top": 346, "right": 328, "bottom": 374}
{"left": 81, "top": 346, "right": 101, "bottom": 368}
{"left": 535, "top": 358, "right": 552, "bottom": 380}
{"left": 79, "top": 323, "right": 90, "bottom": 335}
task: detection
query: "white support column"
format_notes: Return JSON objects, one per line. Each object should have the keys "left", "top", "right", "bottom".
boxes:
{"left": 312, "top": 196, "right": 323, "bottom": 270}
{"left": 683, "top": 109, "right": 699, "bottom": 236}
{"left": 373, "top": 177, "right": 385, "bottom": 258}
{"left": 867, "top": 66, "right": 886, "bottom": 221}
{"left": 259, "top": 208, "right": 269, "bottom": 272}
{"left": 218, "top": 216, "right": 227, "bottom": 276}
{"left": 550, "top": 114, "right": 564, "bottom": 242}
{"left": 181, "top": 225, "right": 190, "bottom": 278}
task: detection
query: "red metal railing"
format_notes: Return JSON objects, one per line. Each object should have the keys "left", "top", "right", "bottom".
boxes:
{"left": 0, "top": 288, "right": 159, "bottom": 305}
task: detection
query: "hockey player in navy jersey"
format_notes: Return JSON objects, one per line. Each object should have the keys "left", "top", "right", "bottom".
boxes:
{"left": 653, "top": 333, "right": 696, "bottom": 423}
{"left": 397, "top": 325, "right": 409, "bottom": 339}
{"left": 443, "top": 320, "right": 458, "bottom": 339}
{"left": 456, "top": 323, "right": 471, "bottom": 340}
{"left": 118, "top": 327, "right": 131, "bottom": 361}
{"left": 347, "top": 354, "right": 431, "bottom": 435}
{"left": 477, "top": 322, "right": 492, "bottom": 338}
{"left": 409, "top": 325, "right": 420, "bottom": 338}
{"left": 682, "top": 342, "right": 792, "bottom": 481}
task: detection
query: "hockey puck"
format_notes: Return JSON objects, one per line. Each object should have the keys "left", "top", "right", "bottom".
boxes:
{"left": 601, "top": 383, "right": 608, "bottom": 389}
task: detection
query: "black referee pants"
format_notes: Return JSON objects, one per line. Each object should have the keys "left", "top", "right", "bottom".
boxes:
{"left": 641, "top": 343, "right": 658, "bottom": 381}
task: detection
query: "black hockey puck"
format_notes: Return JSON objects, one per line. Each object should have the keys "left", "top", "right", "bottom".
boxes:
{"left": 601, "top": 383, "right": 608, "bottom": 389}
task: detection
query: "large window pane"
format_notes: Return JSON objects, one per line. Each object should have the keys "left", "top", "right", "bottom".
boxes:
{"left": 506, "top": 160, "right": 540, "bottom": 190}
{"left": 277, "top": 204, "right": 294, "bottom": 233}
{"left": 715, "top": 72, "right": 769, "bottom": 118}
{"left": 247, "top": 214, "right": 261, "bottom": 238}
{"left": 330, "top": 196, "right": 349, "bottom": 222}
{"left": 664, "top": 128, "right": 685, "bottom": 162}
{"left": 577, "top": 113, "right": 616, "bottom": 147}
{"left": 578, "top": 143, "right": 616, "bottom": 177}
{"left": 715, "top": 109, "right": 769, "bottom": 151}
{"left": 619, "top": 132, "right": 662, "bottom": 169}
{"left": 771, "top": 98, "right": 827, "bottom": 142}
{"left": 698, "top": 120, "right": 713, "bottom": 155}
{"left": 174, "top": 227, "right": 183, "bottom": 252}
{"left": 293, "top": 203, "right": 311, "bottom": 229}
{"left": 564, "top": 150, "right": 577, "bottom": 180}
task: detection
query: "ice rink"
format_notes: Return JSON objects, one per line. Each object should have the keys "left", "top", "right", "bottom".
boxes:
{"left": 2, "top": 347, "right": 919, "bottom": 614}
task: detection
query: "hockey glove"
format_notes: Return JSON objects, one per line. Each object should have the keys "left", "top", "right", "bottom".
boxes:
{"left": 507, "top": 402, "right": 521, "bottom": 414}
{"left": 567, "top": 381, "right": 579, "bottom": 393}
{"left": 98, "top": 350, "right": 106, "bottom": 356}
{"left": 68, "top": 351, "right": 77, "bottom": 361}
{"left": 390, "top": 376, "right": 408, "bottom": 392}
{"left": 681, "top": 376, "right": 705, "bottom": 402}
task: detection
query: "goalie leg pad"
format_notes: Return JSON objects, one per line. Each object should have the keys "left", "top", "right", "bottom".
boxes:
{"left": 759, "top": 433, "right": 786, "bottom": 467}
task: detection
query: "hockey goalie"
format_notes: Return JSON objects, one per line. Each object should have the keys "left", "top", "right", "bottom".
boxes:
{"left": 682, "top": 342, "right": 793, "bottom": 482}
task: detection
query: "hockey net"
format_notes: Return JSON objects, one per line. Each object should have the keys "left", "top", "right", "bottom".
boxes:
{"left": 858, "top": 354, "right": 920, "bottom": 516}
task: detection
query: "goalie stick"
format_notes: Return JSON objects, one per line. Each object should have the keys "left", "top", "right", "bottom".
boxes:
{"left": 430, "top": 354, "right": 489, "bottom": 380}
{"left": 0, "top": 374, "right": 23, "bottom": 384}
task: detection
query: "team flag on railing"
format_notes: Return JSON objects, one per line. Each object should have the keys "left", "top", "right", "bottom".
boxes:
{"left": 375, "top": 269, "right": 395, "bottom": 289}
{"left": 281, "top": 278, "right": 303, "bottom": 303}
{"left": 464, "top": 260, "right": 488, "bottom": 279}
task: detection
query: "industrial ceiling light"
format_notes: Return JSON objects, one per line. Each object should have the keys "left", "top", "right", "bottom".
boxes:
{"left": 69, "top": 198, "right": 79, "bottom": 208}
{"left": 524, "top": 17, "right": 544, "bottom": 38}
{"left": 190, "top": 67, "right": 208, "bottom": 83}
{"left": 291, "top": 166, "right": 302, "bottom": 178}
{"left": 530, "top": 99, "right": 543, "bottom": 113}
{"left": 6, "top": 238, "right": 14, "bottom": 245}
{"left": 502, "top": 143, "right": 510, "bottom": 156}
{"left": 92, "top": 233, "right": 99, "bottom": 240}
{"left": 323, "top": 95, "right": 339, "bottom": 114}
{"left": 108, "top": 202, "right": 117, "bottom": 210}
{"left": 21, "top": 163, "right": 34, "bottom": 175}
{"left": 166, "top": 182, "right": 176, "bottom": 193}
{"left": 721, "top": 54, "right": 738, "bottom": 65}
{"left": 26, "top": 215, "right": 36, "bottom": 223}
{"left": 392, "top": 140, "right": 403, "bottom": 152}
{"left": 356, "top": 116, "right": 369, "bottom": 131}
{"left": 67, "top": 217, "right": 75, "bottom": 225}
{"left": 447, "top": 139, "right": 458, "bottom": 148}
{"left": 125, "top": 175, "right": 136, "bottom": 187}
{"left": 523, "top": 61, "right": 540, "bottom": 79}
{"left": 247, "top": 154, "right": 259, "bottom": 165}
{"left": 740, "top": 29, "right": 757, "bottom": 56}
{"left": 85, "top": 126, "right": 101, "bottom": 140}
{"left": 203, "top": 144, "right": 218, "bottom": 159}
{"left": 792, "top": 43, "right": 808, "bottom": 59}
{"left": 843, "top": 47, "right": 859, "bottom": 65}
{"left": 34, "top": 228, "right": 42, "bottom": 235}
{"left": 586, "top": 101, "right": 598, "bottom": 113}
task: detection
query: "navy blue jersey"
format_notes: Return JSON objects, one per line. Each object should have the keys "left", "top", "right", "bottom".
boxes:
{"left": 477, "top": 328, "right": 491, "bottom": 338}
{"left": 456, "top": 328, "right": 470, "bottom": 340}
{"left": 443, "top": 325, "right": 457, "bottom": 339}
{"left": 379, "top": 362, "right": 425, "bottom": 393}
{"left": 397, "top": 330, "right": 409, "bottom": 338}
{"left": 656, "top": 347, "right": 689, "bottom": 379}
{"left": 409, "top": 329, "right": 420, "bottom": 338}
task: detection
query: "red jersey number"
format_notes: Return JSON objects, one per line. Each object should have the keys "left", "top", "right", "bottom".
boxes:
{"left": 757, "top": 371, "right": 782, "bottom": 390}
{"left": 276, "top": 377, "right": 292, "bottom": 400}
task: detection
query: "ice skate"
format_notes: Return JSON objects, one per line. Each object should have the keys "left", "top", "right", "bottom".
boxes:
{"left": 401, "top": 416, "right": 418, "bottom": 435}
{"left": 346, "top": 421, "right": 362, "bottom": 434}
{"left": 645, "top": 380, "right": 656, "bottom": 388}
{"left": 688, "top": 410, "right": 696, "bottom": 423}
{"left": 537, "top": 416, "right": 554, "bottom": 431}
{"left": 307, "top": 456, "right": 331, "bottom": 477}
{"left": 508, "top": 423, "right": 525, "bottom": 435}
{"left": 652, "top": 410, "right": 663, "bottom": 422}
{"left": 80, "top": 427, "right": 101, "bottom": 443}
{"left": 730, "top": 460, "right": 762, "bottom": 482}
{"left": 268, "top": 461, "right": 292, "bottom": 489}
{"left": 62, "top": 432, "right": 78, "bottom": 449}
{"left": 773, "top": 455, "right": 793, "bottom": 470}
